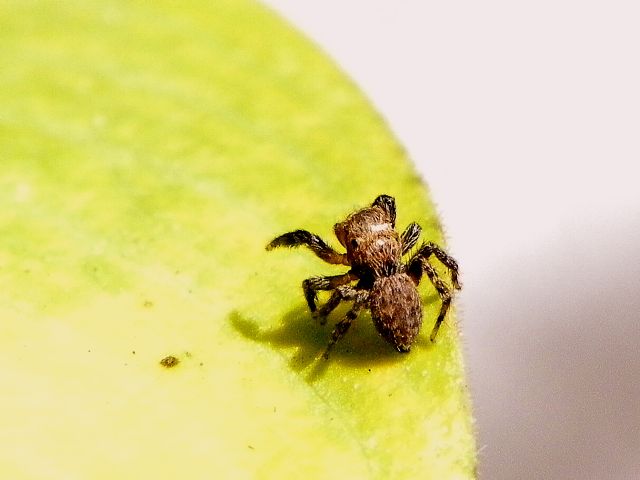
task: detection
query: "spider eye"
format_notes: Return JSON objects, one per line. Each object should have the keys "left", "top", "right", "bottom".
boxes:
{"left": 350, "top": 239, "right": 358, "bottom": 248}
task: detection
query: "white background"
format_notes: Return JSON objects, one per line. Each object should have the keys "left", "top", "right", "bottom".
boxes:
{"left": 263, "top": 1, "right": 640, "bottom": 478}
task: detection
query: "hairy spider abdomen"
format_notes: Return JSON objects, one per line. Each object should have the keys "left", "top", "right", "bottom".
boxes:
{"left": 369, "top": 273, "right": 423, "bottom": 352}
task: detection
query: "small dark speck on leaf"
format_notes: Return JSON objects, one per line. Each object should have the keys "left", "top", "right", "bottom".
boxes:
{"left": 132, "top": 350, "right": 136, "bottom": 355}
{"left": 160, "top": 355, "right": 180, "bottom": 368}
{"left": 143, "top": 300, "right": 154, "bottom": 308}
{"left": 248, "top": 445, "right": 255, "bottom": 450}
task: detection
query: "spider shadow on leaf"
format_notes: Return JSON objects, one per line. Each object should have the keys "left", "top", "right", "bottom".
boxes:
{"left": 229, "top": 295, "right": 439, "bottom": 382}
{"left": 229, "top": 307, "right": 404, "bottom": 382}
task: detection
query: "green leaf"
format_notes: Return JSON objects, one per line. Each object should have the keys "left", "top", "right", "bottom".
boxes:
{"left": 0, "top": 1, "right": 476, "bottom": 478}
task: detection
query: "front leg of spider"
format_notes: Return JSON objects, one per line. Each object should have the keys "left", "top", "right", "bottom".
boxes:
{"left": 267, "top": 230, "right": 353, "bottom": 312}
{"left": 266, "top": 230, "right": 349, "bottom": 266}
{"left": 372, "top": 194, "right": 396, "bottom": 226}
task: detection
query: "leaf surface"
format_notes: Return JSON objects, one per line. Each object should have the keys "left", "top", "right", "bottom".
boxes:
{"left": 0, "top": 1, "right": 476, "bottom": 478}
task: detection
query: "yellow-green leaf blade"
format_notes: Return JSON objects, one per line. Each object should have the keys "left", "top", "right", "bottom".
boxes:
{"left": 0, "top": 1, "right": 476, "bottom": 478}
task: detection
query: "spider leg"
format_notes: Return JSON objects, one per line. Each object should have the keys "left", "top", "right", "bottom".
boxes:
{"left": 400, "top": 222, "right": 422, "bottom": 255}
{"left": 421, "top": 262, "right": 453, "bottom": 341}
{"left": 320, "top": 287, "right": 370, "bottom": 359}
{"left": 372, "top": 194, "right": 396, "bottom": 227}
{"left": 302, "top": 272, "right": 358, "bottom": 314}
{"left": 408, "top": 241, "right": 461, "bottom": 289}
{"left": 267, "top": 230, "right": 349, "bottom": 265}
{"left": 406, "top": 242, "right": 460, "bottom": 341}
{"left": 315, "top": 284, "right": 359, "bottom": 320}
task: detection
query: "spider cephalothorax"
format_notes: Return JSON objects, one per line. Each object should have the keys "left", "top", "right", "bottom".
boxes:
{"left": 266, "top": 194, "right": 461, "bottom": 358}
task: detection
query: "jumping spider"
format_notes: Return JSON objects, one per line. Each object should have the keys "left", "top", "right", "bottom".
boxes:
{"left": 266, "top": 194, "right": 461, "bottom": 359}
